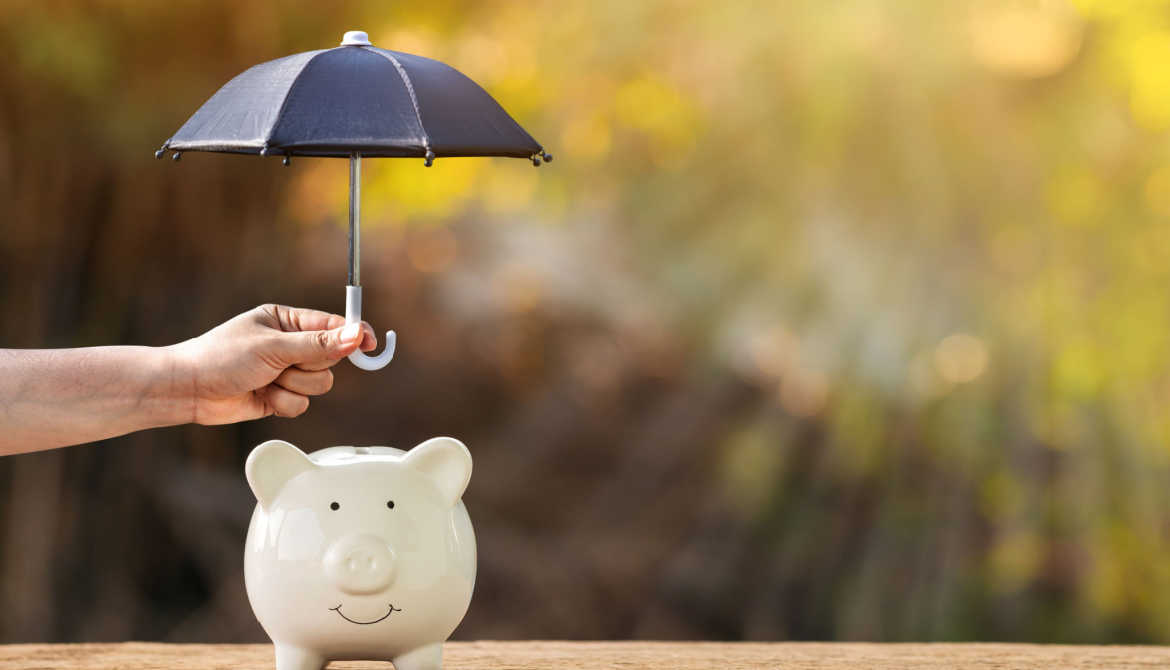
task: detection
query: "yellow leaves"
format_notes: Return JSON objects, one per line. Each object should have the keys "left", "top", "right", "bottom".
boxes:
{"left": 1087, "top": 534, "right": 1129, "bottom": 617}
{"left": 288, "top": 155, "right": 545, "bottom": 230}
{"left": 969, "top": 0, "right": 1085, "bottom": 78}
{"left": 1125, "top": 30, "right": 1170, "bottom": 131}
{"left": 557, "top": 71, "right": 703, "bottom": 169}
{"left": 375, "top": 28, "right": 440, "bottom": 59}
{"left": 1053, "top": 336, "right": 1104, "bottom": 398}
{"left": 1068, "top": 0, "right": 1159, "bottom": 21}
{"left": 453, "top": 34, "right": 515, "bottom": 85}
{"left": 1085, "top": 526, "right": 1170, "bottom": 623}
{"left": 1144, "top": 165, "right": 1170, "bottom": 216}
{"left": 1063, "top": 3, "right": 1170, "bottom": 130}
{"left": 561, "top": 114, "right": 613, "bottom": 163}
{"left": 1129, "top": 215, "right": 1170, "bottom": 277}
{"left": 481, "top": 167, "right": 540, "bottom": 214}
{"left": 613, "top": 75, "right": 683, "bottom": 132}
{"left": 613, "top": 73, "right": 701, "bottom": 167}
{"left": 1046, "top": 167, "right": 1106, "bottom": 225}
{"left": 363, "top": 158, "right": 482, "bottom": 224}
{"left": 988, "top": 530, "right": 1044, "bottom": 593}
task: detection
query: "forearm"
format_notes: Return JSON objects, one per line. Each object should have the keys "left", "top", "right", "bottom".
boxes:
{"left": 0, "top": 346, "right": 193, "bottom": 454}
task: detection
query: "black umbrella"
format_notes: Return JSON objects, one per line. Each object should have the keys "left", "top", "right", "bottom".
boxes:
{"left": 157, "top": 30, "right": 551, "bottom": 371}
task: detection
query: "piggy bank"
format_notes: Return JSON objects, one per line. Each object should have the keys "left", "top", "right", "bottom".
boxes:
{"left": 243, "top": 438, "right": 475, "bottom": 670}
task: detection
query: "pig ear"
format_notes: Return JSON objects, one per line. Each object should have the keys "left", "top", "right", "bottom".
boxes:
{"left": 246, "top": 440, "right": 316, "bottom": 509}
{"left": 403, "top": 437, "right": 472, "bottom": 507}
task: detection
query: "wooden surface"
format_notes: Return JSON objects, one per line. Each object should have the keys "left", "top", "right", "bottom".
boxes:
{"left": 4, "top": 641, "right": 1170, "bottom": 669}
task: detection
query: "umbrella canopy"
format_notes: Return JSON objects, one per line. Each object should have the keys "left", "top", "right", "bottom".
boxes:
{"left": 161, "top": 31, "right": 547, "bottom": 162}
{"left": 157, "top": 31, "right": 550, "bottom": 372}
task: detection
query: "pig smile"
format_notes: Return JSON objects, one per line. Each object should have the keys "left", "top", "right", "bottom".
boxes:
{"left": 328, "top": 603, "right": 402, "bottom": 625}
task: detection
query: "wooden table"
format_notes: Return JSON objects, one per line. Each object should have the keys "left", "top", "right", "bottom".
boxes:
{"left": 3, "top": 641, "right": 1170, "bottom": 669}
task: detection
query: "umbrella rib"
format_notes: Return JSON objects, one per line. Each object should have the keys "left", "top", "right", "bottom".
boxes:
{"left": 363, "top": 47, "right": 432, "bottom": 154}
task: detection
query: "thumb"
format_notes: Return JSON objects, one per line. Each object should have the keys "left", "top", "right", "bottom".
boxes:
{"left": 270, "top": 322, "right": 364, "bottom": 366}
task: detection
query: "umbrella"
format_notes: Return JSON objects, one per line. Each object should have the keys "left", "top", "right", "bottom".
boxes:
{"left": 156, "top": 30, "right": 551, "bottom": 371}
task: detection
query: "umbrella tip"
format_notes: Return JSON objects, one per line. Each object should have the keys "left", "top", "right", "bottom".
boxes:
{"left": 341, "top": 30, "right": 372, "bottom": 47}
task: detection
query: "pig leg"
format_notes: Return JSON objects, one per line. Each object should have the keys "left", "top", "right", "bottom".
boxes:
{"left": 274, "top": 644, "right": 325, "bottom": 670}
{"left": 393, "top": 642, "right": 442, "bottom": 670}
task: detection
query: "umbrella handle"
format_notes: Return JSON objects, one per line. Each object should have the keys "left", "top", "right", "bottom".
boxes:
{"left": 345, "top": 285, "right": 396, "bottom": 371}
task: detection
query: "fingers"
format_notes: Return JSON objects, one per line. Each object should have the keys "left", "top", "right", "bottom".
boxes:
{"left": 357, "top": 323, "right": 378, "bottom": 351}
{"left": 261, "top": 304, "right": 347, "bottom": 334}
{"left": 261, "top": 384, "right": 310, "bottom": 418}
{"left": 265, "top": 322, "right": 374, "bottom": 368}
{"left": 295, "top": 358, "right": 339, "bottom": 372}
{"left": 274, "top": 367, "right": 334, "bottom": 395}
{"left": 260, "top": 364, "right": 337, "bottom": 419}
{"left": 259, "top": 304, "right": 377, "bottom": 351}
{"left": 253, "top": 302, "right": 380, "bottom": 369}
{"left": 339, "top": 322, "right": 378, "bottom": 353}
{"left": 287, "top": 326, "right": 379, "bottom": 370}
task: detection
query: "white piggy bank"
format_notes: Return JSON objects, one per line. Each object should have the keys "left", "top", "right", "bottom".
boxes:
{"left": 243, "top": 438, "right": 476, "bottom": 670}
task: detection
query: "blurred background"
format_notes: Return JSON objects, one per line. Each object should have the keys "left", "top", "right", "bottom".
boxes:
{"left": 2, "top": 0, "right": 1170, "bottom": 645}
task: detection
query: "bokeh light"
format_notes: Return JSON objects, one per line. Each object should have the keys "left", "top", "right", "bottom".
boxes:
{"left": 6, "top": 0, "right": 1170, "bottom": 646}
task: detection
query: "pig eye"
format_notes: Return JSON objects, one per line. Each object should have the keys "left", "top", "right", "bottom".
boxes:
{"left": 330, "top": 502, "right": 340, "bottom": 511}
{"left": 386, "top": 500, "right": 395, "bottom": 509}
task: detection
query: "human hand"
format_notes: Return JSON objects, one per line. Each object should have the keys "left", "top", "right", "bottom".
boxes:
{"left": 168, "top": 304, "right": 377, "bottom": 425}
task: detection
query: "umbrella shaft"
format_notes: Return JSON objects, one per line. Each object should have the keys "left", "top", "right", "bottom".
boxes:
{"left": 348, "top": 153, "right": 361, "bottom": 286}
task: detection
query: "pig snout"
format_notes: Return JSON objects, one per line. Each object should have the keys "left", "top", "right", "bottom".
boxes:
{"left": 323, "top": 534, "right": 397, "bottom": 595}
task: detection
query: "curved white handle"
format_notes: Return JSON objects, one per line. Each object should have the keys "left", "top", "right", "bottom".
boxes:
{"left": 349, "top": 330, "right": 396, "bottom": 371}
{"left": 345, "top": 285, "right": 395, "bottom": 371}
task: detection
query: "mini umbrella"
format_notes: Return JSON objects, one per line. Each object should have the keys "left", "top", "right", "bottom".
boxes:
{"left": 157, "top": 30, "right": 551, "bottom": 371}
